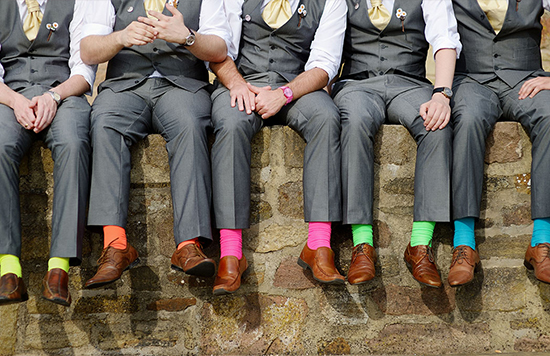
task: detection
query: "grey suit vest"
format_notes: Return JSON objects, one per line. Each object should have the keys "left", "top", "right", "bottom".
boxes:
{"left": 453, "top": 0, "right": 544, "bottom": 87}
{"left": 0, "top": 0, "right": 74, "bottom": 91}
{"left": 101, "top": 0, "right": 209, "bottom": 93}
{"left": 236, "top": 0, "right": 326, "bottom": 82}
{"left": 341, "top": 0, "right": 429, "bottom": 82}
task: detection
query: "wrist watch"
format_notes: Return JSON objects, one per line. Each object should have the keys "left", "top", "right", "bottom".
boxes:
{"left": 183, "top": 28, "right": 196, "bottom": 46}
{"left": 47, "top": 90, "right": 61, "bottom": 106}
{"left": 432, "top": 87, "right": 453, "bottom": 99}
{"left": 279, "top": 86, "right": 293, "bottom": 105}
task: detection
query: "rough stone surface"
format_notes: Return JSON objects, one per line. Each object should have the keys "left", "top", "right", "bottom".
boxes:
{"left": 146, "top": 298, "right": 196, "bottom": 312}
{"left": 273, "top": 257, "right": 316, "bottom": 290}
{"left": 370, "top": 284, "right": 456, "bottom": 315}
{"left": 502, "top": 203, "right": 532, "bottom": 226}
{"left": 485, "top": 122, "right": 523, "bottom": 163}
{"left": 318, "top": 337, "right": 351, "bottom": 355}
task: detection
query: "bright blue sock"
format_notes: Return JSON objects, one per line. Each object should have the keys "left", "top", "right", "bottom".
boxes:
{"left": 531, "top": 218, "right": 550, "bottom": 247}
{"left": 453, "top": 217, "right": 476, "bottom": 250}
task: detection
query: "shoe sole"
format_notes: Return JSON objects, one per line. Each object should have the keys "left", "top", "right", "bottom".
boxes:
{"left": 0, "top": 294, "right": 29, "bottom": 305}
{"left": 297, "top": 258, "right": 345, "bottom": 285}
{"left": 171, "top": 260, "right": 216, "bottom": 278}
{"left": 404, "top": 258, "right": 442, "bottom": 288}
{"left": 85, "top": 258, "right": 141, "bottom": 289}
{"left": 42, "top": 296, "right": 70, "bottom": 307}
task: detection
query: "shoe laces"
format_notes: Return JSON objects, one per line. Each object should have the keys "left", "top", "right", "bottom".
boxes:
{"left": 451, "top": 246, "right": 469, "bottom": 266}
{"left": 537, "top": 243, "right": 550, "bottom": 259}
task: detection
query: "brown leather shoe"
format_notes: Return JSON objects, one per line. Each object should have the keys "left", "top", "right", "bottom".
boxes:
{"left": 404, "top": 243, "right": 442, "bottom": 288}
{"left": 84, "top": 244, "right": 139, "bottom": 289}
{"left": 525, "top": 243, "right": 550, "bottom": 284}
{"left": 297, "top": 244, "right": 345, "bottom": 284}
{"left": 171, "top": 242, "right": 216, "bottom": 277}
{"left": 0, "top": 273, "right": 28, "bottom": 305}
{"left": 42, "top": 268, "right": 71, "bottom": 306}
{"left": 347, "top": 243, "right": 377, "bottom": 285}
{"left": 448, "top": 246, "right": 480, "bottom": 287}
{"left": 213, "top": 255, "right": 248, "bottom": 295}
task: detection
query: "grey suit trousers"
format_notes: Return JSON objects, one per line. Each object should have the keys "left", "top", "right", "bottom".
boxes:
{"left": 0, "top": 85, "right": 91, "bottom": 263}
{"left": 211, "top": 72, "right": 342, "bottom": 229}
{"left": 87, "top": 78, "right": 213, "bottom": 244}
{"left": 452, "top": 73, "right": 550, "bottom": 220}
{"left": 333, "top": 75, "right": 452, "bottom": 225}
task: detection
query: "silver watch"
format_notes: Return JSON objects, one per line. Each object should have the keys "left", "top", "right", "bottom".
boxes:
{"left": 46, "top": 90, "right": 61, "bottom": 106}
{"left": 183, "top": 28, "right": 196, "bottom": 46}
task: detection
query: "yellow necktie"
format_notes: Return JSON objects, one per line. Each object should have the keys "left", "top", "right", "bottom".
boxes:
{"left": 478, "top": 0, "right": 508, "bottom": 34}
{"left": 369, "top": 0, "right": 391, "bottom": 31}
{"left": 23, "top": 0, "right": 43, "bottom": 41}
{"left": 263, "top": 0, "right": 292, "bottom": 29}
{"left": 144, "top": 0, "right": 166, "bottom": 19}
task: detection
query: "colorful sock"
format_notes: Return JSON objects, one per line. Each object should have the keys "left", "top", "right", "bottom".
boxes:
{"left": 410, "top": 221, "right": 436, "bottom": 247}
{"left": 0, "top": 254, "right": 22, "bottom": 278}
{"left": 48, "top": 257, "right": 70, "bottom": 273}
{"left": 177, "top": 238, "right": 199, "bottom": 250}
{"left": 103, "top": 225, "right": 127, "bottom": 250}
{"left": 220, "top": 229, "right": 243, "bottom": 259}
{"left": 453, "top": 217, "right": 476, "bottom": 249}
{"left": 306, "top": 222, "right": 332, "bottom": 250}
{"left": 531, "top": 218, "right": 550, "bottom": 247}
{"left": 352, "top": 224, "right": 373, "bottom": 247}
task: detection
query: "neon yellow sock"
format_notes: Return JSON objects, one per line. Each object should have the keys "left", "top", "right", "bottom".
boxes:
{"left": 48, "top": 257, "right": 70, "bottom": 273}
{"left": 0, "top": 254, "right": 22, "bottom": 278}
{"left": 410, "top": 221, "right": 436, "bottom": 247}
{"left": 352, "top": 224, "right": 373, "bottom": 247}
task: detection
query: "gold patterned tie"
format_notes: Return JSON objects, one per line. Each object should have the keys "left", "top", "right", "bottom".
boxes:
{"left": 478, "top": 0, "right": 509, "bottom": 34}
{"left": 263, "top": 0, "right": 292, "bottom": 29}
{"left": 23, "top": 0, "right": 43, "bottom": 41}
{"left": 144, "top": 0, "right": 166, "bottom": 19}
{"left": 369, "top": 0, "right": 391, "bottom": 31}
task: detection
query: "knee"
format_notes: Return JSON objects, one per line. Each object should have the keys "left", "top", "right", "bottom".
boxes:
{"left": 308, "top": 103, "right": 341, "bottom": 135}
{"left": 53, "top": 136, "right": 90, "bottom": 160}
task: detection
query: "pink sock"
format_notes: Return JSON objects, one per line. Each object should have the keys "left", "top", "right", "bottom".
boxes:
{"left": 306, "top": 222, "right": 332, "bottom": 250}
{"left": 220, "top": 229, "right": 243, "bottom": 259}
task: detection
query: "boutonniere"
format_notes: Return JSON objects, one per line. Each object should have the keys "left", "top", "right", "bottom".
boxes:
{"left": 395, "top": 8, "right": 407, "bottom": 32}
{"left": 297, "top": 4, "right": 307, "bottom": 27}
{"left": 45, "top": 22, "right": 58, "bottom": 41}
{"left": 516, "top": 0, "right": 521, "bottom": 11}
{"left": 167, "top": 0, "right": 178, "bottom": 8}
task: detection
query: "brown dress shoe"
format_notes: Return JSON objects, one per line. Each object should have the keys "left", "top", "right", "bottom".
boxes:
{"left": 297, "top": 244, "right": 345, "bottom": 284}
{"left": 404, "top": 243, "right": 442, "bottom": 288}
{"left": 525, "top": 243, "right": 550, "bottom": 284}
{"left": 0, "top": 273, "right": 28, "bottom": 305}
{"left": 171, "top": 243, "right": 216, "bottom": 277}
{"left": 84, "top": 244, "right": 139, "bottom": 289}
{"left": 448, "top": 246, "right": 480, "bottom": 287}
{"left": 213, "top": 255, "right": 248, "bottom": 295}
{"left": 347, "top": 243, "right": 377, "bottom": 285}
{"left": 42, "top": 268, "right": 71, "bottom": 306}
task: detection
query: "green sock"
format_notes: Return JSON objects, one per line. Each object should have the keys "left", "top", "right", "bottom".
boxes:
{"left": 352, "top": 224, "right": 373, "bottom": 247}
{"left": 410, "top": 221, "right": 436, "bottom": 247}
{"left": 0, "top": 254, "right": 22, "bottom": 278}
{"left": 48, "top": 257, "right": 70, "bottom": 273}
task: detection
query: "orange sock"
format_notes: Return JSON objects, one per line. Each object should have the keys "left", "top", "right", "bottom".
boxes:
{"left": 177, "top": 238, "right": 198, "bottom": 250}
{"left": 103, "top": 225, "right": 127, "bottom": 250}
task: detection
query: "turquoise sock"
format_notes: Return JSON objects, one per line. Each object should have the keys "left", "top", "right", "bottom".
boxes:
{"left": 351, "top": 224, "right": 373, "bottom": 247}
{"left": 531, "top": 218, "right": 550, "bottom": 247}
{"left": 453, "top": 217, "right": 476, "bottom": 249}
{"left": 410, "top": 221, "right": 436, "bottom": 247}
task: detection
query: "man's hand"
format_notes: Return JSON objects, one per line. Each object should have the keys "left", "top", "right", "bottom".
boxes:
{"left": 139, "top": 4, "right": 189, "bottom": 44}
{"left": 29, "top": 93, "right": 57, "bottom": 133}
{"left": 248, "top": 83, "right": 286, "bottom": 119}
{"left": 518, "top": 77, "right": 550, "bottom": 100}
{"left": 419, "top": 93, "right": 451, "bottom": 131}
{"left": 117, "top": 21, "right": 157, "bottom": 47}
{"left": 229, "top": 82, "right": 256, "bottom": 114}
{"left": 11, "top": 94, "right": 36, "bottom": 130}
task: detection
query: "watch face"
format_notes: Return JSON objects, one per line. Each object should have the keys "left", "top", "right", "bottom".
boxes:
{"left": 443, "top": 87, "right": 453, "bottom": 97}
{"left": 283, "top": 87, "right": 293, "bottom": 98}
{"left": 185, "top": 32, "right": 196, "bottom": 46}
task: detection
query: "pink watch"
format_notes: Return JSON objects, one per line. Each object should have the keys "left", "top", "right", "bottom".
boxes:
{"left": 279, "top": 86, "right": 293, "bottom": 105}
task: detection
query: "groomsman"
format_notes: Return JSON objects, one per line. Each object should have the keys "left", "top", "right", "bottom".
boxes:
{"left": 333, "top": 0, "right": 461, "bottom": 287}
{"left": 450, "top": 0, "right": 550, "bottom": 286}
{"left": 0, "top": 0, "right": 94, "bottom": 306}
{"left": 80, "top": 0, "right": 231, "bottom": 288}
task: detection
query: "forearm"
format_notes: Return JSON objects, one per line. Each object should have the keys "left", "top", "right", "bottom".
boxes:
{"left": 286, "top": 67, "right": 329, "bottom": 101}
{"left": 51, "top": 75, "right": 90, "bottom": 100}
{"left": 210, "top": 56, "right": 246, "bottom": 89}
{"left": 0, "top": 82, "right": 24, "bottom": 109}
{"left": 188, "top": 33, "right": 227, "bottom": 63}
{"left": 80, "top": 33, "right": 124, "bottom": 65}
{"left": 433, "top": 48, "right": 456, "bottom": 88}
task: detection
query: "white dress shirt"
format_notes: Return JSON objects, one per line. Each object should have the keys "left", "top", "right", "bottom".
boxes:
{"left": 82, "top": 0, "right": 233, "bottom": 65}
{"left": 0, "top": 0, "right": 96, "bottom": 89}
{"left": 366, "top": 0, "right": 462, "bottom": 57}
{"left": 224, "top": 0, "right": 348, "bottom": 81}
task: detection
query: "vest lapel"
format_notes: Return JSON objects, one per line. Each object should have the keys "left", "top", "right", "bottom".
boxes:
{"left": 468, "top": 0, "right": 496, "bottom": 34}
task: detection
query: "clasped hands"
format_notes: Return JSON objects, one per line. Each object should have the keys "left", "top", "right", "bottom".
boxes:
{"left": 14, "top": 92, "right": 57, "bottom": 133}
{"left": 230, "top": 82, "right": 287, "bottom": 119}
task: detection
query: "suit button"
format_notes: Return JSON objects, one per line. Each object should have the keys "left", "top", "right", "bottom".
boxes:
{"left": 380, "top": 57, "right": 386, "bottom": 61}
{"left": 269, "top": 59, "right": 274, "bottom": 63}
{"left": 493, "top": 53, "right": 499, "bottom": 58}
{"left": 379, "top": 71, "right": 384, "bottom": 75}
{"left": 153, "top": 47, "right": 158, "bottom": 52}
{"left": 270, "top": 45, "right": 276, "bottom": 50}
{"left": 30, "top": 69, "right": 37, "bottom": 73}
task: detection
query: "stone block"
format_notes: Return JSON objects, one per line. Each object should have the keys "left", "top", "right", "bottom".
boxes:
{"left": 373, "top": 219, "right": 392, "bottom": 248}
{"left": 273, "top": 257, "right": 316, "bottom": 290}
{"left": 246, "top": 223, "right": 307, "bottom": 253}
{"left": 485, "top": 122, "right": 523, "bottom": 163}
{"left": 515, "top": 173, "right": 531, "bottom": 194}
{"left": 515, "top": 335, "right": 550, "bottom": 352}
{"left": 366, "top": 323, "right": 491, "bottom": 354}
{"left": 318, "top": 337, "right": 351, "bottom": 355}
{"left": 477, "top": 234, "right": 531, "bottom": 259}
{"left": 250, "top": 199, "right": 273, "bottom": 225}
{"left": 502, "top": 203, "right": 532, "bottom": 226}
{"left": 317, "top": 288, "right": 369, "bottom": 325}
{"left": 369, "top": 284, "right": 455, "bottom": 315}
{"left": 0, "top": 305, "right": 18, "bottom": 356}
{"left": 278, "top": 181, "right": 303, "bottom": 219}
{"left": 201, "top": 294, "right": 307, "bottom": 355}
{"left": 383, "top": 177, "right": 415, "bottom": 195}
{"left": 73, "top": 295, "right": 140, "bottom": 314}
{"left": 131, "top": 135, "right": 170, "bottom": 184}
{"left": 251, "top": 128, "right": 271, "bottom": 168}
{"left": 510, "top": 317, "right": 540, "bottom": 330}
{"left": 24, "top": 318, "right": 90, "bottom": 350}
{"left": 374, "top": 125, "right": 416, "bottom": 165}
{"left": 146, "top": 298, "right": 196, "bottom": 312}
{"left": 284, "top": 127, "right": 306, "bottom": 168}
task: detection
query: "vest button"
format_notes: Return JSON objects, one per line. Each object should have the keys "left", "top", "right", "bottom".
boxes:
{"left": 154, "top": 62, "right": 160, "bottom": 66}
{"left": 494, "top": 66, "right": 499, "bottom": 70}
{"left": 30, "top": 69, "right": 37, "bottom": 73}
{"left": 269, "top": 59, "right": 274, "bottom": 63}
{"left": 493, "top": 53, "right": 499, "bottom": 58}
{"left": 135, "top": 80, "right": 139, "bottom": 83}
{"left": 379, "top": 71, "right": 384, "bottom": 75}
{"left": 153, "top": 47, "right": 158, "bottom": 52}
{"left": 270, "top": 45, "right": 276, "bottom": 50}
{"left": 380, "top": 57, "right": 386, "bottom": 61}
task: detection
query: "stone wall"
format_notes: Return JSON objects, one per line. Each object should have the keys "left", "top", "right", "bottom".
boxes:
{"left": 2, "top": 14, "right": 550, "bottom": 356}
